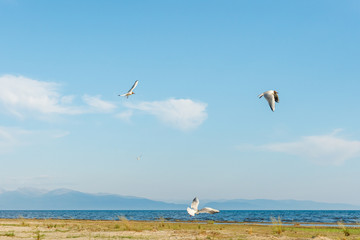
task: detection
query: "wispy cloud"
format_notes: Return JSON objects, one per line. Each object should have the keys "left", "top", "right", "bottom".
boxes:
{"left": 51, "top": 130, "right": 70, "bottom": 139}
{"left": 0, "top": 126, "right": 71, "bottom": 154}
{"left": 0, "top": 75, "right": 117, "bottom": 118}
{"left": 115, "top": 110, "right": 133, "bottom": 122}
{"left": 0, "top": 127, "right": 31, "bottom": 153}
{"left": 0, "top": 75, "right": 208, "bottom": 131}
{"left": 240, "top": 130, "right": 360, "bottom": 165}
{"left": 0, "top": 75, "right": 84, "bottom": 117}
{"left": 125, "top": 98, "right": 208, "bottom": 131}
{"left": 82, "top": 94, "right": 117, "bottom": 113}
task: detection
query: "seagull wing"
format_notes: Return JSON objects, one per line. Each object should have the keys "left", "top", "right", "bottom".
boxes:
{"left": 187, "top": 207, "right": 196, "bottom": 216}
{"left": 258, "top": 92, "right": 264, "bottom": 98}
{"left": 128, "top": 80, "right": 139, "bottom": 92}
{"left": 191, "top": 197, "right": 199, "bottom": 212}
{"left": 264, "top": 93, "right": 276, "bottom": 112}
{"left": 198, "top": 207, "right": 219, "bottom": 214}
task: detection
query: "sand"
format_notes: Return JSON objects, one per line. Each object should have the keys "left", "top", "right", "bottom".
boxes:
{"left": 0, "top": 218, "right": 359, "bottom": 239}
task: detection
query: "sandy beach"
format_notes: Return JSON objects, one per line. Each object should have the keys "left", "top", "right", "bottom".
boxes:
{"left": 0, "top": 218, "right": 359, "bottom": 240}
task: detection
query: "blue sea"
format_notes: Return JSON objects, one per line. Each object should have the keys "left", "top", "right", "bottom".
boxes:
{"left": 0, "top": 210, "right": 359, "bottom": 224}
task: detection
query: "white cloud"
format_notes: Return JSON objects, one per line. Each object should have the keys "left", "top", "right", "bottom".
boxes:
{"left": 60, "top": 95, "right": 75, "bottom": 104}
{"left": 242, "top": 130, "right": 360, "bottom": 165}
{"left": 0, "top": 75, "right": 119, "bottom": 118}
{"left": 125, "top": 98, "right": 207, "bottom": 131}
{"left": 0, "top": 75, "right": 84, "bottom": 117}
{"left": 82, "top": 94, "right": 117, "bottom": 113}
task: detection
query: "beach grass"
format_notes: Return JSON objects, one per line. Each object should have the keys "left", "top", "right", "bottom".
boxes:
{"left": 0, "top": 218, "right": 359, "bottom": 239}
{"left": 270, "top": 216, "right": 283, "bottom": 234}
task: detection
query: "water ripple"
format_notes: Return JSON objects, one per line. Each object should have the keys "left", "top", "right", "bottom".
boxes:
{"left": 0, "top": 210, "right": 359, "bottom": 224}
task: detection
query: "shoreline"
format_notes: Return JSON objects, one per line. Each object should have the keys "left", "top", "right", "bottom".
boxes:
{"left": 0, "top": 218, "right": 359, "bottom": 239}
{"left": 1, "top": 217, "right": 360, "bottom": 226}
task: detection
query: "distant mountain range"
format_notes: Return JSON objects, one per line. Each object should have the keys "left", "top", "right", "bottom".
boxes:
{"left": 0, "top": 188, "right": 186, "bottom": 210}
{"left": 0, "top": 188, "right": 358, "bottom": 210}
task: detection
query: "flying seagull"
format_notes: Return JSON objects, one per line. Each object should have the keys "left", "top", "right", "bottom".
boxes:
{"left": 258, "top": 90, "right": 279, "bottom": 112}
{"left": 119, "top": 80, "right": 139, "bottom": 98}
{"left": 187, "top": 197, "right": 219, "bottom": 217}
{"left": 136, "top": 154, "right": 142, "bottom": 161}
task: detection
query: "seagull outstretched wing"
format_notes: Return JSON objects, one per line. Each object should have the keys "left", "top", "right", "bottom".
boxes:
{"left": 198, "top": 207, "right": 219, "bottom": 214}
{"left": 128, "top": 80, "right": 138, "bottom": 92}
{"left": 187, "top": 207, "right": 196, "bottom": 216}
{"left": 264, "top": 93, "right": 276, "bottom": 111}
{"left": 191, "top": 197, "right": 199, "bottom": 212}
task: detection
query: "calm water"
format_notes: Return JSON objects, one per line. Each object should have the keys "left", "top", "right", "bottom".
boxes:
{"left": 0, "top": 210, "right": 359, "bottom": 224}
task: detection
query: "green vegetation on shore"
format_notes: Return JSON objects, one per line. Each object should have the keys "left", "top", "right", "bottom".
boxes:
{"left": 0, "top": 218, "right": 359, "bottom": 239}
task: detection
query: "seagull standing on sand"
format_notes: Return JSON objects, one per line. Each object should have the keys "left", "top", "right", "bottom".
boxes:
{"left": 119, "top": 80, "right": 139, "bottom": 98}
{"left": 258, "top": 90, "right": 279, "bottom": 112}
{"left": 187, "top": 197, "right": 219, "bottom": 216}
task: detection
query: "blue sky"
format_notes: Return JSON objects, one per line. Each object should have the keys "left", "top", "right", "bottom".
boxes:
{"left": 1, "top": 0, "right": 360, "bottom": 205}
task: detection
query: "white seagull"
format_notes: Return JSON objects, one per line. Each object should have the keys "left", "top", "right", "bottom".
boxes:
{"left": 258, "top": 90, "right": 279, "bottom": 112}
{"left": 187, "top": 197, "right": 219, "bottom": 217}
{"left": 119, "top": 80, "right": 139, "bottom": 98}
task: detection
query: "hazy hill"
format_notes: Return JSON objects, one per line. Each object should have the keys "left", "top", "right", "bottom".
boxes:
{"left": 0, "top": 188, "right": 186, "bottom": 210}
{"left": 0, "top": 188, "right": 358, "bottom": 210}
